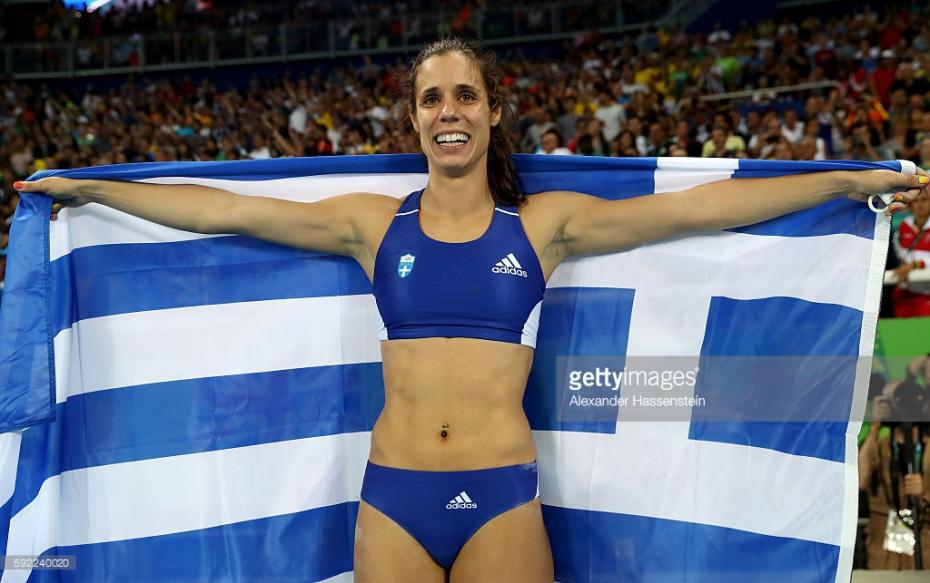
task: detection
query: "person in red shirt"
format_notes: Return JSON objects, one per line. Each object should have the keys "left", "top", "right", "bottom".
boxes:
{"left": 892, "top": 189, "right": 930, "bottom": 317}
{"left": 872, "top": 50, "right": 898, "bottom": 106}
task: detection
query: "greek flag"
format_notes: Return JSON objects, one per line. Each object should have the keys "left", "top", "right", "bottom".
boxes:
{"left": 0, "top": 155, "right": 904, "bottom": 582}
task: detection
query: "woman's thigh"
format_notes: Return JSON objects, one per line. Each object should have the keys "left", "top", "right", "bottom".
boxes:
{"left": 354, "top": 500, "right": 446, "bottom": 583}
{"left": 450, "top": 498, "right": 553, "bottom": 583}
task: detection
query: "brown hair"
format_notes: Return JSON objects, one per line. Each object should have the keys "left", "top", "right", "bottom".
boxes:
{"left": 397, "top": 37, "right": 525, "bottom": 207}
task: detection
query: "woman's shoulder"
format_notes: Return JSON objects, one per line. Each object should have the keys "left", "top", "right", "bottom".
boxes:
{"left": 322, "top": 192, "right": 404, "bottom": 235}
{"left": 329, "top": 191, "right": 404, "bottom": 212}
{"left": 518, "top": 190, "right": 599, "bottom": 225}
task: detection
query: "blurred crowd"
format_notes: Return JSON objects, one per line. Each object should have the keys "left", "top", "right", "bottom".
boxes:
{"left": 0, "top": 0, "right": 483, "bottom": 44}
{"left": 1, "top": 4, "right": 930, "bottom": 316}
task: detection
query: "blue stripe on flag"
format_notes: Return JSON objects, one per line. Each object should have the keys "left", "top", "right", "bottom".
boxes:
{"left": 515, "top": 154, "right": 658, "bottom": 198}
{"left": 31, "top": 153, "right": 429, "bottom": 182}
{"left": 726, "top": 185, "right": 875, "bottom": 239}
{"left": 525, "top": 287, "right": 634, "bottom": 433}
{"left": 727, "top": 158, "right": 903, "bottom": 239}
{"left": 735, "top": 158, "right": 903, "bottom": 174}
{"left": 0, "top": 193, "right": 55, "bottom": 432}
{"left": 544, "top": 505, "right": 839, "bottom": 583}
{"left": 25, "top": 503, "right": 357, "bottom": 583}
{"left": 50, "top": 237, "right": 371, "bottom": 336}
{"left": 689, "top": 297, "right": 861, "bottom": 462}
{"left": 10, "top": 363, "right": 383, "bottom": 517}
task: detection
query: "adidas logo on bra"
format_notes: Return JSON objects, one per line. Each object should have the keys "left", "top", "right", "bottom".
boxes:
{"left": 491, "top": 252, "right": 528, "bottom": 278}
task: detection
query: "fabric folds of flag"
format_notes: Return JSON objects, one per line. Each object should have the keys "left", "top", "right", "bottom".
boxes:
{"left": 0, "top": 155, "right": 906, "bottom": 582}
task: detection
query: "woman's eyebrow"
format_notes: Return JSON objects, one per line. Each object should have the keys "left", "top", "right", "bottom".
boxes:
{"left": 419, "top": 84, "right": 481, "bottom": 96}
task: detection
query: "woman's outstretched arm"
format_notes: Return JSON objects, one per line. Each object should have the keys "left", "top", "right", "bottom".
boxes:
{"left": 534, "top": 168, "right": 929, "bottom": 260}
{"left": 14, "top": 177, "right": 396, "bottom": 257}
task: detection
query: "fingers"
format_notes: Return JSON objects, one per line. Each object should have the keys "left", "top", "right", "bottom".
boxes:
{"left": 13, "top": 179, "right": 43, "bottom": 193}
{"left": 881, "top": 173, "right": 928, "bottom": 215}
{"left": 885, "top": 202, "right": 908, "bottom": 217}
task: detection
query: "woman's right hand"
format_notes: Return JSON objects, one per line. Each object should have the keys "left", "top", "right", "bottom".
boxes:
{"left": 14, "top": 177, "right": 93, "bottom": 221}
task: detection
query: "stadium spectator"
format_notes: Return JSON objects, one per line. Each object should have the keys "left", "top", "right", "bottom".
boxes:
{"left": 644, "top": 122, "right": 670, "bottom": 157}
{"left": 671, "top": 120, "right": 701, "bottom": 157}
{"left": 891, "top": 189, "right": 930, "bottom": 317}
{"left": 536, "top": 129, "right": 572, "bottom": 156}
{"left": 703, "top": 126, "right": 742, "bottom": 158}
{"left": 594, "top": 90, "right": 624, "bottom": 143}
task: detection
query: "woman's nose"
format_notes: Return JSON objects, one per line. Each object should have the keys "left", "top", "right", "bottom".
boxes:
{"left": 440, "top": 102, "right": 459, "bottom": 121}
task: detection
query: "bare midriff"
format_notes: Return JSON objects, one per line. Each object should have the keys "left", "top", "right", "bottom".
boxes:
{"left": 369, "top": 336, "right": 537, "bottom": 470}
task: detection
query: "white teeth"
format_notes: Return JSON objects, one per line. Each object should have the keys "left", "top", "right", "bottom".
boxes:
{"left": 435, "top": 133, "right": 470, "bottom": 144}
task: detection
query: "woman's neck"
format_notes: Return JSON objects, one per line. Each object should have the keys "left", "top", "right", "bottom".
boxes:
{"left": 424, "top": 165, "right": 494, "bottom": 217}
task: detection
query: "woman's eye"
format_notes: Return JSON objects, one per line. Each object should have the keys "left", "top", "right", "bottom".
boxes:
{"left": 423, "top": 96, "right": 439, "bottom": 105}
{"left": 461, "top": 93, "right": 476, "bottom": 102}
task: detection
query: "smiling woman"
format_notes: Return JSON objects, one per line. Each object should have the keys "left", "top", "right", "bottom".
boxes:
{"left": 399, "top": 38, "right": 525, "bottom": 207}
{"left": 14, "top": 34, "right": 930, "bottom": 583}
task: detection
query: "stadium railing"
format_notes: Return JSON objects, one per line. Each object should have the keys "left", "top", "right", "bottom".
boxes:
{"left": 5, "top": 0, "right": 702, "bottom": 80}
{"left": 698, "top": 81, "right": 842, "bottom": 103}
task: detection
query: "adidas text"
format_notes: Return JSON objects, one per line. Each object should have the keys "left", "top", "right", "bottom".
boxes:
{"left": 491, "top": 265, "right": 528, "bottom": 278}
{"left": 493, "top": 253, "right": 528, "bottom": 278}
{"left": 447, "top": 491, "right": 478, "bottom": 509}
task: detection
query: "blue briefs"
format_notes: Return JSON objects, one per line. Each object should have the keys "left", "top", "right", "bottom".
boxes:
{"left": 360, "top": 460, "right": 539, "bottom": 569}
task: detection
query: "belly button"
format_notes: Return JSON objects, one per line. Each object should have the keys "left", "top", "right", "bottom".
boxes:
{"left": 440, "top": 422, "right": 449, "bottom": 439}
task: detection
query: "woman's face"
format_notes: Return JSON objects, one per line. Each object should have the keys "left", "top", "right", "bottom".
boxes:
{"left": 411, "top": 52, "right": 500, "bottom": 177}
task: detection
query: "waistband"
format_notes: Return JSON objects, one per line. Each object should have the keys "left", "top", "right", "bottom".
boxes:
{"left": 365, "top": 460, "right": 537, "bottom": 481}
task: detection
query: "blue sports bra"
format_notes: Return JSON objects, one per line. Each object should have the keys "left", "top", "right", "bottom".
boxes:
{"left": 372, "top": 189, "right": 546, "bottom": 347}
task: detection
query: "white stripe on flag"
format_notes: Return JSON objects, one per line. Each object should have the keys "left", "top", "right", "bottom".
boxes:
{"left": 317, "top": 573, "right": 354, "bottom": 583}
{"left": 655, "top": 157, "right": 740, "bottom": 171}
{"left": 50, "top": 174, "right": 428, "bottom": 261}
{"left": 549, "top": 230, "right": 871, "bottom": 311}
{"left": 533, "top": 430, "right": 844, "bottom": 546}
{"left": 53, "top": 295, "right": 383, "bottom": 403}
{"left": 0, "top": 432, "right": 372, "bottom": 583}
{"left": 654, "top": 169, "right": 735, "bottom": 195}
{"left": 0, "top": 432, "right": 22, "bottom": 507}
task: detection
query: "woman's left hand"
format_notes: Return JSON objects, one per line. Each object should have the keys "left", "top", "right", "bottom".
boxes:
{"left": 846, "top": 166, "right": 929, "bottom": 216}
